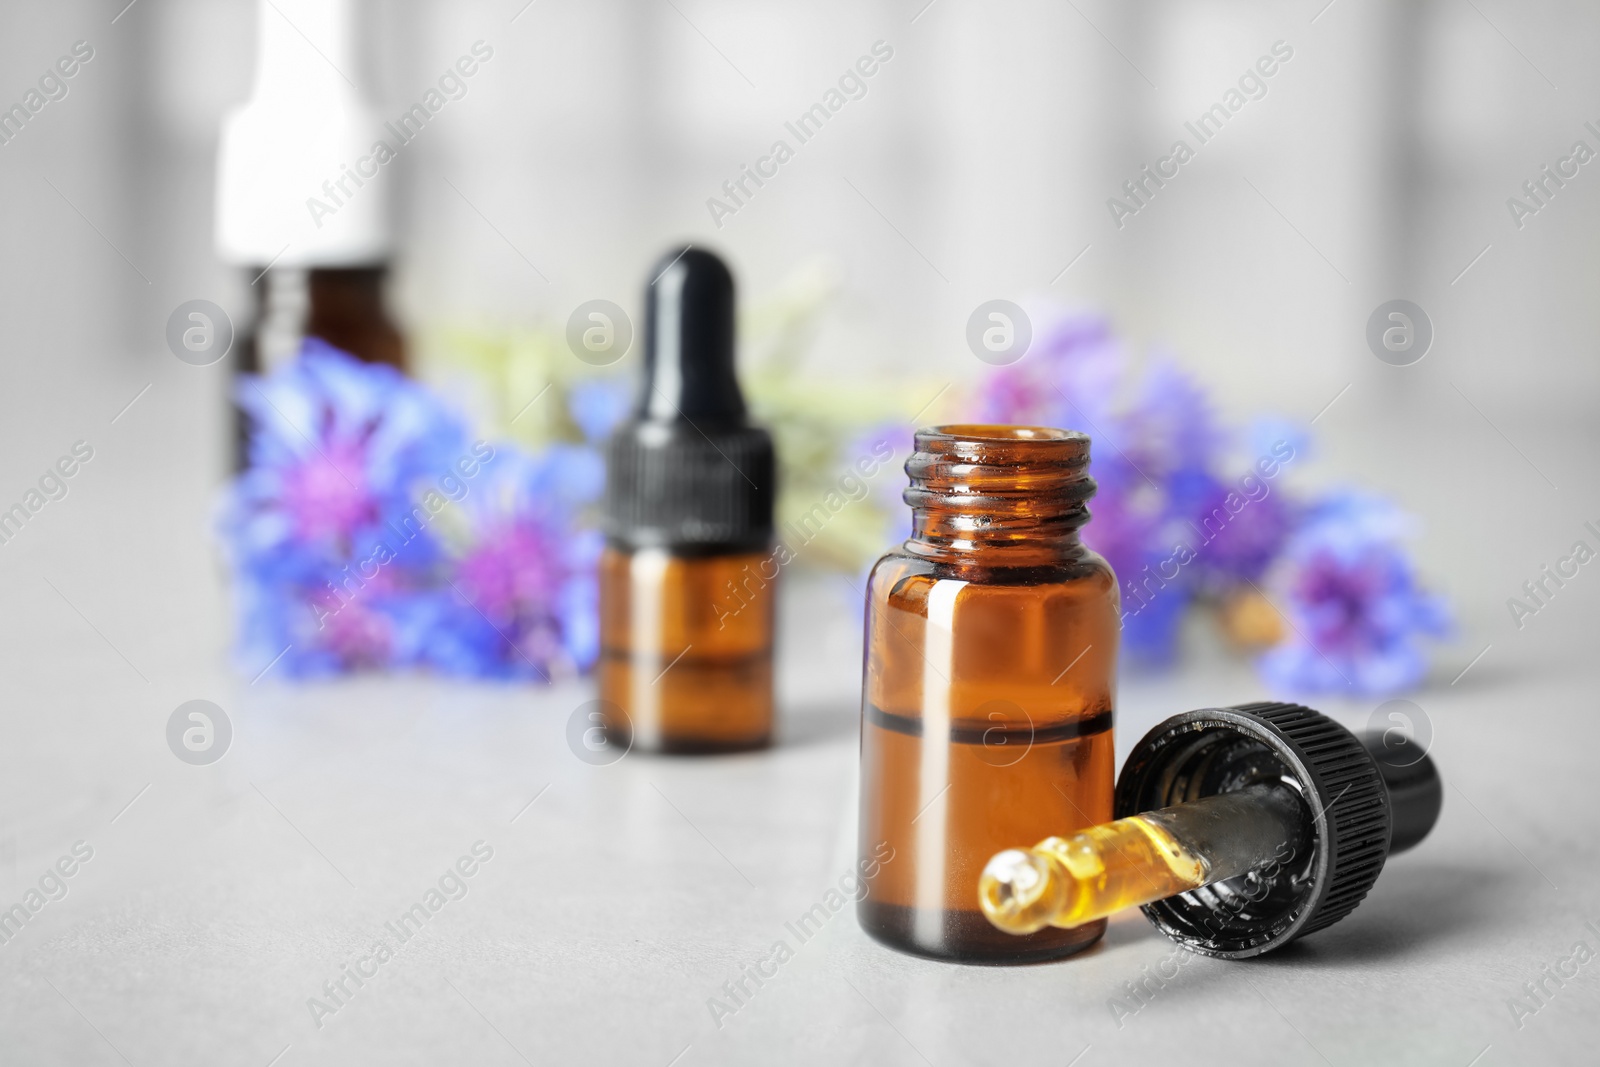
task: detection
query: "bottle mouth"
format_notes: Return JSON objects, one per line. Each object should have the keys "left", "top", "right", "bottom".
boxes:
{"left": 909, "top": 424, "right": 1092, "bottom": 486}
{"left": 917, "top": 423, "right": 1089, "bottom": 452}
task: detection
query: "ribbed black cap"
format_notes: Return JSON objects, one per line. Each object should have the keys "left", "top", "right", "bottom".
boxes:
{"left": 1114, "top": 701, "right": 1440, "bottom": 959}
{"left": 602, "top": 246, "right": 775, "bottom": 552}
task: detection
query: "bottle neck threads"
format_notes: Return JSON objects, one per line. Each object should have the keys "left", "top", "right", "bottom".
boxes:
{"left": 903, "top": 424, "right": 1094, "bottom": 564}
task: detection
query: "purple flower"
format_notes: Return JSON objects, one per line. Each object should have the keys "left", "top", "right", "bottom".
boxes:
{"left": 1259, "top": 491, "right": 1452, "bottom": 696}
{"left": 1188, "top": 476, "right": 1299, "bottom": 589}
{"left": 276, "top": 436, "right": 380, "bottom": 544}
{"left": 1119, "top": 354, "right": 1219, "bottom": 484}
{"left": 969, "top": 309, "right": 1451, "bottom": 683}
{"left": 226, "top": 341, "right": 464, "bottom": 564}
{"left": 220, "top": 343, "right": 617, "bottom": 681}
{"left": 220, "top": 342, "right": 471, "bottom": 676}
{"left": 1183, "top": 415, "right": 1307, "bottom": 590}
{"left": 423, "top": 446, "right": 605, "bottom": 680}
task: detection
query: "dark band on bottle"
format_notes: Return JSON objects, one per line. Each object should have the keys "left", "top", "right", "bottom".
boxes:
{"left": 865, "top": 702, "right": 1112, "bottom": 745}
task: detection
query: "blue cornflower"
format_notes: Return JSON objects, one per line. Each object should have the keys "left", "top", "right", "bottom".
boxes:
{"left": 422, "top": 444, "right": 606, "bottom": 680}
{"left": 220, "top": 341, "right": 470, "bottom": 676}
{"left": 1259, "top": 491, "right": 1452, "bottom": 696}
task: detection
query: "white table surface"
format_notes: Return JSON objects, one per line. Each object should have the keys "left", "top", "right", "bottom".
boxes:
{"left": 1, "top": 368, "right": 1597, "bottom": 1066}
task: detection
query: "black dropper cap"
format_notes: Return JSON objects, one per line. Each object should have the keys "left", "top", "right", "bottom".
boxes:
{"left": 1114, "top": 701, "right": 1443, "bottom": 959}
{"left": 602, "top": 247, "right": 775, "bottom": 552}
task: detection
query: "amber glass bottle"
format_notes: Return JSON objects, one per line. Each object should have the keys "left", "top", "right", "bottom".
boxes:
{"left": 598, "top": 247, "right": 776, "bottom": 753}
{"left": 597, "top": 547, "right": 775, "bottom": 751}
{"left": 858, "top": 425, "right": 1119, "bottom": 962}
{"left": 233, "top": 266, "right": 406, "bottom": 468}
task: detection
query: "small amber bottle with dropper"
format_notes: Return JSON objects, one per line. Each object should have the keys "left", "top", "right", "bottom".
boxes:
{"left": 858, "top": 425, "right": 1119, "bottom": 962}
{"left": 598, "top": 247, "right": 777, "bottom": 753}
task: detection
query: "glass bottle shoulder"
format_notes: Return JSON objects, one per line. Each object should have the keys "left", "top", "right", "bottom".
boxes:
{"left": 866, "top": 544, "right": 1118, "bottom": 603}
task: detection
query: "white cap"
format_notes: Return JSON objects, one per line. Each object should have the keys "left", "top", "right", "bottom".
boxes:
{"left": 215, "top": 0, "right": 391, "bottom": 267}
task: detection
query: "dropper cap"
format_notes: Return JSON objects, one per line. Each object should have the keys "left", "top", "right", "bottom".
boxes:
{"left": 978, "top": 702, "right": 1443, "bottom": 959}
{"left": 602, "top": 247, "right": 775, "bottom": 551}
{"left": 1115, "top": 701, "right": 1441, "bottom": 958}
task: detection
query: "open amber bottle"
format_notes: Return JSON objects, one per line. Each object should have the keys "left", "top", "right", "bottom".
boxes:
{"left": 857, "top": 425, "right": 1119, "bottom": 962}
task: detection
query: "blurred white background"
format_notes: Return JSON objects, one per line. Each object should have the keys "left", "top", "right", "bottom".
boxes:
{"left": 3, "top": 0, "right": 1596, "bottom": 624}
{"left": 7, "top": 0, "right": 1598, "bottom": 402}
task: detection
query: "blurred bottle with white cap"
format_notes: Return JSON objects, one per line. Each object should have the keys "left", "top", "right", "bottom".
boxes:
{"left": 215, "top": 0, "right": 405, "bottom": 466}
